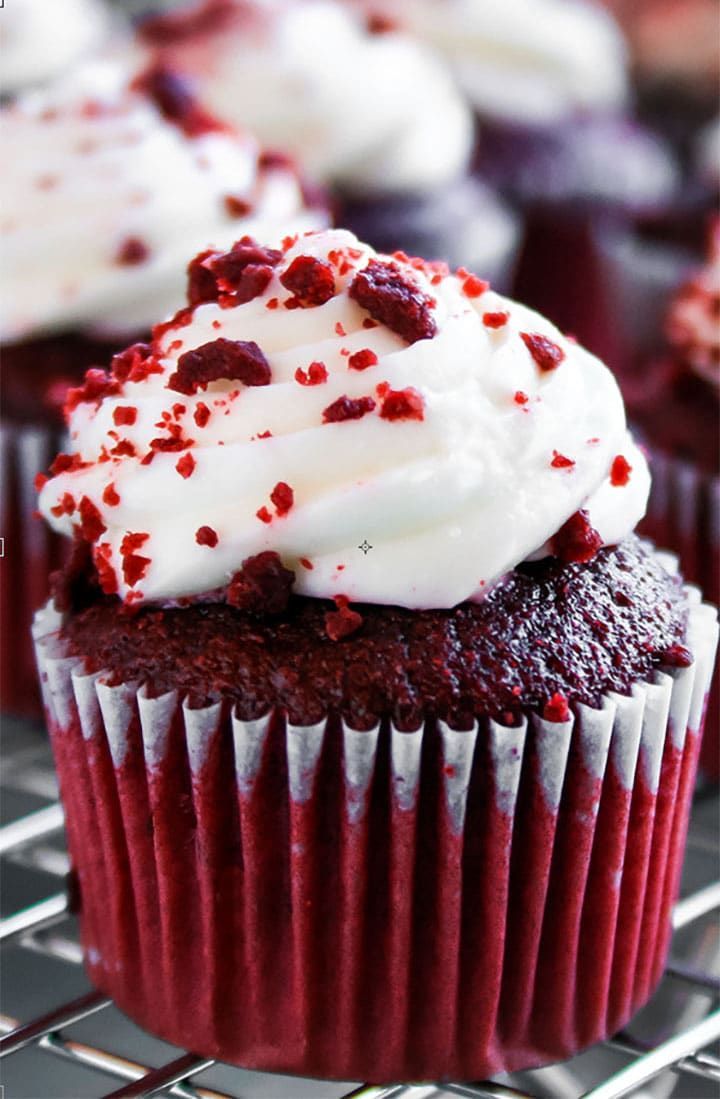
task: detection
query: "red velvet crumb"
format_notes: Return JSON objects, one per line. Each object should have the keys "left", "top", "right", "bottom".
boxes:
{"left": 348, "top": 348, "right": 378, "bottom": 371}
{"left": 295, "top": 361, "right": 328, "bottom": 385}
{"left": 64, "top": 368, "right": 120, "bottom": 414}
{"left": 168, "top": 338, "right": 271, "bottom": 394}
{"left": 224, "top": 195, "right": 253, "bottom": 218}
{"left": 207, "top": 238, "right": 282, "bottom": 301}
{"left": 610, "top": 455, "right": 632, "bottom": 486}
{"left": 349, "top": 259, "right": 437, "bottom": 344}
{"left": 325, "top": 597, "right": 363, "bottom": 641}
{"left": 543, "top": 693, "right": 570, "bottom": 723}
{"left": 194, "top": 402, "right": 211, "bottom": 428}
{"left": 175, "top": 453, "right": 196, "bottom": 479}
{"left": 93, "top": 543, "right": 118, "bottom": 595}
{"left": 78, "top": 496, "right": 106, "bottom": 543}
{"left": 483, "top": 311, "right": 510, "bottom": 328}
{"left": 115, "top": 237, "right": 150, "bottom": 266}
{"left": 322, "top": 395, "right": 376, "bottom": 423}
{"left": 521, "top": 332, "right": 565, "bottom": 372}
{"left": 196, "top": 525, "right": 218, "bottom": 547}
{"left": 551, "top": 451, "right": 575, "bottom": 469}
{"left": 256, "top": 506, "right": 272, "bottom": 524}
{"left": 280, "top": 255, "right": 336, "bottom": 306}
{"left": 113, "top": 406, "right": 137, "bottom": 427}
{"left": 270, "top": 481, "right": 294, "bottom": 516}
{"left": 552, "top": 509, "right": 603, "bottom": 564}
{"left": 50, "top": 452, "right": 87, "bottom": 476}
{"left": 110, "top": 342, "right": 160, "bottom": 384}
{"left": 102, "top": 484, "right": 120, "bottom": 507}
{"left": 514, "top": 391, "right": 529, "bottom": 405}
{"left": 133, "top": 66, "right": 225, "bottom": 138}
{"left": 462, "top": 274, "right": 489, "bottom": 299}
{"left": 379, "top": 387, "right": 425, "bottom": 421}
{"left": 226, "top": 551, "right": 295, "bottom": 614}
{"left": 658, "top": 643, "right": 693, "bottom": 667}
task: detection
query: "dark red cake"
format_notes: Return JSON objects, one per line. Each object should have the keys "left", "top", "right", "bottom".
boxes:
{"left": 32, "top": 229, "right": 718, "bottom": 1082}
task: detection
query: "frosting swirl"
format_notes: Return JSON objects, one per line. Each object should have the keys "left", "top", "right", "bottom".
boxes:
{"left": 139, "top": 0, "right": 474, "bottom": 193}
{"left": 0, "top": 63, "right": 327, "bottom": 342}
{"left": 357, "top": 0, "right": 628, "bottom": 126}
{"left": 39, "top": 229, "right": 649, "bottom": 610}
{"left": 0, "top": 0, "right": 113, "bottom": 95}
{"left": 667, "top": 221, "right": 720, "bottom": 392}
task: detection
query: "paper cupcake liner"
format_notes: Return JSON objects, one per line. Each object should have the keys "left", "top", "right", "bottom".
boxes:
{"left": 638, "top": 450, "right": 720, "bottom": 780}
{"left": 33, "top": 584, "right": 718, "bottom": 1083}
{"left": 1, "top": 418, "right": 67, "bottom": 716}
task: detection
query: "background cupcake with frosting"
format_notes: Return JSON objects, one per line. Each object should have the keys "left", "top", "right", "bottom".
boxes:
{"left": 0, "top": 59, "right": 327, "bottom": 714}
{"left": 33, "top": 227, "right": 717, "bottom": 1082}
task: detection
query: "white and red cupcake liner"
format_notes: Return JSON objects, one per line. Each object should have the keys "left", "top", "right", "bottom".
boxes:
{"left": 1, "top": 420, "right": 66, "bottom": 716}
{"left": 32, "top": 576, "right": 717, "bottom": 1083}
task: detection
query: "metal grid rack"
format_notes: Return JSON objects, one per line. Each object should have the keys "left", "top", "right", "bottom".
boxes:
{"left": 1, "top": 722, "right": 719, "bottom": 1099}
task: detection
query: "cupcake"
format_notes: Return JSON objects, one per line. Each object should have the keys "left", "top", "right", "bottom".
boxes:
{"left": 34, "top": 228, "right": 717, "bottom": 1082}
{"left": 0, "top": 0, "right": 114, "bottom": 98}
{"left": 136, "top": 0, "right": 520, "bottom": 283}
{"left": 0, "top": 61, "right": 327, "bottom": 715}
{"left": 360, "top": 0, "right": 681, "bottom": 372}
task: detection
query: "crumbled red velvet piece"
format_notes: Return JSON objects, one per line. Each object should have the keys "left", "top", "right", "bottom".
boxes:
{"left": 224, "top": 195, "right": 253, "bottom": 218}
{"left": 187, "top": 249, "right": 222, "bottom": 306}
{"left": 50, "top": 452, "right": 87, "bottom": 476}
{"left": 51, "top": 492, "right": 76, "bottom": 518}
{"left": 64, "top": 368, "right": 120, "bottom": 414}
{"left": 295, "top": 361, "right": 328, "bottom": 385}
{"left": 113, "top": 406, "right": 137, "bottom": 427}
{"left": 196, "top": 525, "right": 218, "bottom": 547}
{"left": 543, "top": 692, "right": 570, "bottom": 723}
{"left": 379, "top": 387, "right": 425, "bottom": 422}
{"left": 551, "top": 451, "right": 575, "bottom": 469}
{"left": 521, "top": 332, "right": 565, "bottom": 372}
{"left": 256, "top": 506, "right": 273, "bottom": 524}
{"left": 658, "top": 643, "right": 693, "bottom": 667}
{"left": 462, "top": 274, "right": 489, "bottom": 299}
{"left": 270, "top": 482, "right": 294, "bottom": 516}
{"left": 92, "top": 543, "right": 118, "bottom": 595}
{"left": 349, "top": 260, "right": 437, "bottom": 344}
{"left": 206, "top": 238, "right": 282, "bottom": 302}
{"left": 365, "top": 12, "right": 398, "bottom": 33}
{"left": 115, "top": 237, "right": 150, "bottom": 266}
{"left": 322, "top": 395, "right": 376, "bottom": 423}
{"left": 193, "top": 402, "right": 211, "bottom": 427}
{"left": 109, "top": 343, "right": 160, "bottom": 384}
{"left": 133, "top": 66, "right": 225, "bottom": 138}
{"left": 514, "top": 391, "right": 529, "bottom": 405}
{"left": 123, "top": 553, "right": 151, "bottom": 588}
{"left": 102, "top": 484, "right": 121, "bottom": 507}
{"left": 175, "top": 453, "right": 196, "bottom": 479}
{"left": 552, "top": 509, "right": 603, "bottom": 564}
{"left": 226, "top": 552, "right": 295, "bottom": 614}
{"left": 168, "top": 338, "right": 271, "bottom": 394}
{"left": 78, "top": 496, "right": 106, "bottom": 543}
{"left": 610, "top": 455, "right": 632, "bottom": 486}
{"left": 348, "top": 349, "right": 378, "bottom": 371}
{"left": 325, "top": 596, "right": 363, "bottom": 641}
{"left": 280, "top": 255, "right": 336, "bottom": 306}
{"left": 483, "top": 311, "right": 509, "bottom": 328}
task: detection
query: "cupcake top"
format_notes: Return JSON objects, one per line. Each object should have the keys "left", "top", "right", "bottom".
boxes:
{"left": 355, "top": 0, "right": 628, "bottom": 127}
{"left": 0, "top": 63, "right": 326, "bottom": 342}
{"left": 138, "top": 0, "right": 474, "bottom": 194}
{"left": 0, "top": 0, "right": 113, "bottom": 96}
{"left": 666, "top": 220, "right": 720, "bottom": 392}
{"left": 38, "top": 228, "right": 649, "bottom": 611}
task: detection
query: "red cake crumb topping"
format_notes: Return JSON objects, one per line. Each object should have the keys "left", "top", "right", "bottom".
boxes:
{"left": 270, "top": 481, "right": 294, "bottom": 516}
{"left": 521, "top": 332, "right": 566, "bottom": 372}
{"left": 365, "top": 12, "right": 398, "bottom": 34}
{"left": 462, "top": 274, "right": 489, "bottom": 299}
{"left": 51, "top": 493, "right": 76, "bottom": 518}
{"left": 193, "top": 402, "right": 211, "bottom": 427}
{"left": 50, "top": 452, "right": 87, "bottom": 476}
{"left": 658, "top": 643, "right": 693, "bottom": 667}
{"left": 279, "top": 255, "right": 336, "bottom": 306}
{"left": 295, "top": 361, "right": 328, "bottom": 385}
{"left": 543, "top": 692, "right": 570, "bottom": 723}
{"left": 348, "top": 348, "right": 378, "bottom": 371}
{"left": 205, "top": 238, "right": 282, "bottom": 302}
{"left": 483, "top": 311, "right": 510, "bottom": 328}
{"left": 168, "top": 338, "right": 271, "bottom": 394}
{"left": 123, "top": 552, "right": 151, "bottom": 588}
{"left": 133, "top": 66, "right": 225, "bottom": 138}
{"left": 175, "top": 453, "right": 196, "bottom": 479}
{"left": 325, "top": 596, "right": 363, "bottom": 641}
{"left": 610, "top": 455, "right": 632, "bottom": 486}
{"left": 65, "top": 368, "right": 120, "bottom": 414}
{"left": 187, "top": 248, "right": 221, "bottom": 305}
{"left": 226, "top": 552, "right": 295, "bottom": 614}
{"left": 78, "top": 496, "right": 106, "bottom": 543}
{"left": 196, "top": 525, "right": 218, "bottom": 547}
{"left": 109, "top": 343, "right": 160, "bottom": 384}
{"left": 349, "top": 259, "right": 437, "bottom": 344}
{"left": 552, "top": 510, "right": 603, "bottom": 564}
{"left": 322, "top": 395, "right": 376, "bottom": 423}
{"left": 379, "top": 387, "right": 425, "bottom": 421}
{"left": 256, "top": 506, "right": 273, "bottom": 524}
{"left": 35, "top": 473, "right": 49, "bottom": 491}
{"left": 90, "top": 544, "right": 117, "bottom": 595}
{"left": 224, "top": 195, "right": 253, "bottom": 218}
{"left": 102, "top": 484, "right": 120, "bottom": 507}
{"left": 113, "top": 406, "right": 137, "bottom": 427}
{"left": 115, "top": 236, "right": 150, "bottom": 266}
{"left": 551, "top": 451, "right": 575, "bottom": 469}
{"left": 299, "top": 557, "right": 313, "bottom": 570}
{"left": 514, "top": 391, "right": 529, "bottom": 405}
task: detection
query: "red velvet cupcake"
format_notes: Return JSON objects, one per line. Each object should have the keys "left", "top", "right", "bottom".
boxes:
{"left": 0, "top": 61, "right": 327, "bottom": 715}
{"left": 33, "top": 229, "right": 717, "bottom": 1082}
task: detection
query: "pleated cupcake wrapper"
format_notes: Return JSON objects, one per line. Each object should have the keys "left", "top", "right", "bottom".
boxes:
{"left": 32, "top": 582, "right": 718, "bottom": 1083}
{"left": 1, "top": 418, "right": 66, "bottom": 715}
{"left": 639, "top": 452, "right": 720, "bottom": 780}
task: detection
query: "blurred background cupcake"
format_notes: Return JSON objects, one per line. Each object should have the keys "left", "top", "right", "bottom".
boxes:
{"left": 0, "top": 59, "right": 327, "bottom": 714}
{"left": 136, "top": 0, "right": 522, "bottom": 285}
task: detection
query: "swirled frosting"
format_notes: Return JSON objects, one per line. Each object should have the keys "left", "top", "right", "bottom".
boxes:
{"left": 0, "top": 63, "right": 327, "bottom": 342}
{"left": 0, "top": 0, "right": 113, "bottom": 95}
{"left": 359, "top": 0, "right": 628, "bottom": 126}
{"left": 38, "top": 228, "right": 650, "bottom": 610}
{"left": 667, "top": 221, "right": 720, "bottom": 392}
{"left": 139, "top": 0, "right": 474, "bottom": 193}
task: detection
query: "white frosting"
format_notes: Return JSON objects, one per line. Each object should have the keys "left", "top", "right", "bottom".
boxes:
{"left": 39, "top": 229, "right": 650, "bottom": 610}
{"left": 362, "top": 0, "right": 628, "bottom": 126}
{"left": 0, "top": 63, "right": 326, "bottom": 342}
{"left": 141, "top": 0, "right": 474, "bottom": 193}
{"left": 0, "top": 0, "right": 113, "bottom": 94}
{"left": 667, "top": 223, "right": 720, "bottom": 392}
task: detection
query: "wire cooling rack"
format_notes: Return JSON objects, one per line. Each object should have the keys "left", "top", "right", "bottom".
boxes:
{"left": 1, "top": 720, "right": 719, "bottom": 1099}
